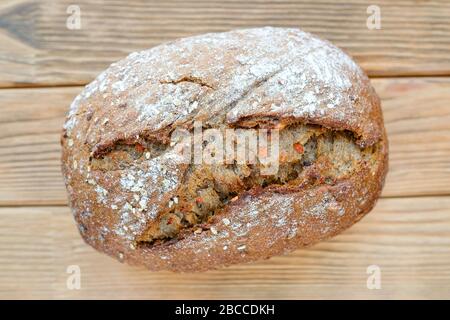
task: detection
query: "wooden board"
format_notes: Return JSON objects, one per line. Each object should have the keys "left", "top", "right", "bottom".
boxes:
{"left": 0, "top": 197, "right": 449, "bottom": 299}
{"left": 1, "top": 0, "right": 450, "bottom": 87}
{"left": 1, "top": 0, "right": 450, "bottom": 300}
{"left": 1, "top": 78, "right": 450, "bottom": 205}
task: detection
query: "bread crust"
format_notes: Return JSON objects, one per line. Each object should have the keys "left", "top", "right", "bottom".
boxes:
{"left": 61, "top": 27, "right": 388, "bottom": 272}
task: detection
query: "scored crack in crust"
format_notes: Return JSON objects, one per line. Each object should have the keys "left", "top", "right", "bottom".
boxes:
{"left": 61, "top": 27, "right": 388, "bottom": 272}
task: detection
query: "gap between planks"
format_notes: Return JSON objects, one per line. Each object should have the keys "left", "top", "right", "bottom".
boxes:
{"left": 3, "top": 192, "right": 450, "bottom": 209}
{"left": 3, "top": 73, "right": 450, "bottom": 90}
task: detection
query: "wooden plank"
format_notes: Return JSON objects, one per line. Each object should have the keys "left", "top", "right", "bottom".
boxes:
{"left": 0, "top": 0, "right": 450, "bottom": 87}
{"left": 374, "top": 78, "right": 450, "bottom": 197}
{"left": 1, "top": 78, "right": 450, "bottom": 205}
{"left": 0, "top": 196, "right": 449, "bottom": 299}
{"left": 0, "top": 87, "right": 78, "bottom": 205}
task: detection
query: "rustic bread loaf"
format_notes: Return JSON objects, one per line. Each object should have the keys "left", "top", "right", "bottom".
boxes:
{"left": 61, "top": 27, "right": 388, "bottom": 272}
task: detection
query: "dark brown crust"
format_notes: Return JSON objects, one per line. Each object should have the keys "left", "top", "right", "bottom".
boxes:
{"left": 61, "top": 27, "right": 388, "bottom": 272}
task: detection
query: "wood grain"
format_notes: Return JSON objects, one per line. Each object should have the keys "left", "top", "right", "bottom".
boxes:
{"left": 1, "top": 0, "right": 450, "bottom": 300}
{"left": 0, "top": 196, "right": 449, "bottom": 299}
{"left": 373, "top": 78, "right": 450, "bottom": 197}
{"left": 1, "top": 78, "right": 450, "bottom": 205}
{"left": 0, "top": 87, "right": 77, "bottom": 205}
{"left": 0, "top": 0, "right": 450, "bottom": 87}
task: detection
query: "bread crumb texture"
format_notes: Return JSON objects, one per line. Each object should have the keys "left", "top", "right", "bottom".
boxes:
{"left": 61, "top": 27, "right": 388, "bottom": 272}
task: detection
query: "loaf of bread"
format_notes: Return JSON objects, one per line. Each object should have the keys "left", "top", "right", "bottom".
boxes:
{"left": 61, "top": 27, "right": 388, "bottom": 272}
